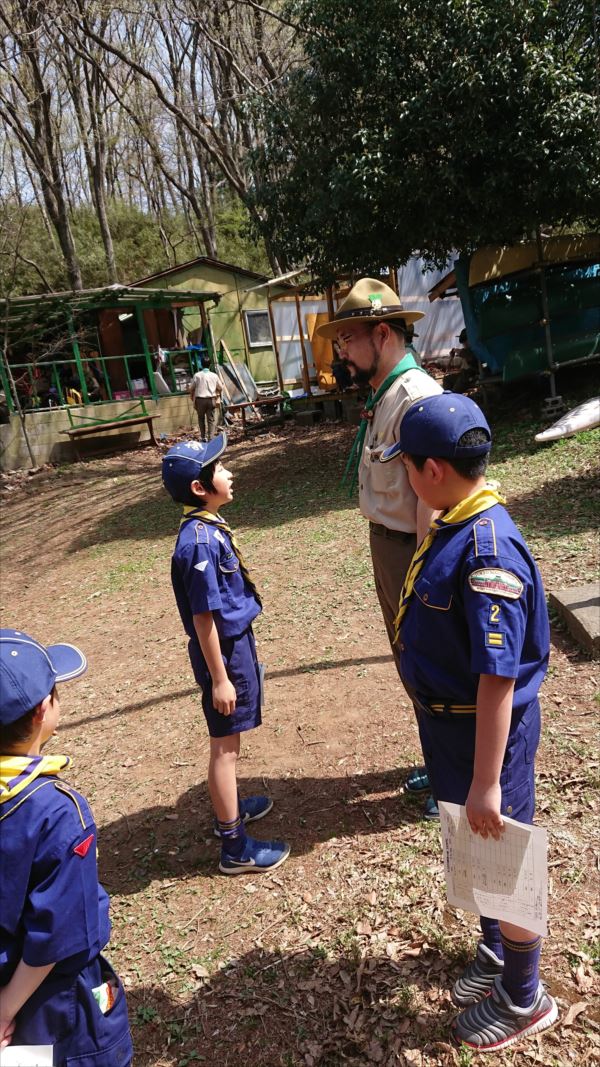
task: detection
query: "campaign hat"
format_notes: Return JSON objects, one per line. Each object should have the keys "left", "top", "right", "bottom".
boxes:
{"left": 381, "top": 393, "right": 492, "bottom": 462}
{"left": 162, "top": 433, "right": 227, "bottom": 502}
{"left": 315, "top": 277, "right": 425, "bottom": 340}
{"left": 0, "top": 629, "right": 87, "bottom": 725}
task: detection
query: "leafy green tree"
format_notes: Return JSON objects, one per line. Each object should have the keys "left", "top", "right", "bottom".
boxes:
{"left": 254, "top": 0, "right": 600, "bottom": 280}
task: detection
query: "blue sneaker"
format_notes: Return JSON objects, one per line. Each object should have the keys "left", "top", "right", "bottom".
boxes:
{"left": 423, "top": 795, "right": 440, "bottom": 820}
{"left": 213, "top": 795, "right": 274, "bottom": 838}
{"left": 405, "top": 766, "right": 430, "bottom": 793}
{"left": 219, "top": 836, "right": 290, "bottom": 875}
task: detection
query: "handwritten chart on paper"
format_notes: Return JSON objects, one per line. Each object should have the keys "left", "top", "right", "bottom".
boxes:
{"left": 439, "top": 802, "right": 548, "bottom": 936}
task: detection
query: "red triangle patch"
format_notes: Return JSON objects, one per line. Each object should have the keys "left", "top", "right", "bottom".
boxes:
{"left": 73, "top": 833, "right": 94, "bottom": 857}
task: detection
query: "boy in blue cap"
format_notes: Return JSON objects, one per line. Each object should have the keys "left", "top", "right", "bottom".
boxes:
{"left": 382, "top": 394, "right": 557, "bottom": 1052}
{"left": 162, "top": 434, "right": 290, "bottom": 874}
{"left": 0, "top": 629, "right": 132, "bottom": 1064}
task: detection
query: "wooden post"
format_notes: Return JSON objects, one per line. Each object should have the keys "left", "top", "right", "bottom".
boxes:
{"left": 294, "top": 293, "right": 312, "bottom": 396}
{"left": 267, "top": 294, "right": 285, "bottom": 393}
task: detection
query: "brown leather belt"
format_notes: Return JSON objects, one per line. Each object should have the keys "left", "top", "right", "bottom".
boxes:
{"left": 369, "top": 522, "right": 414, "bottom": 542}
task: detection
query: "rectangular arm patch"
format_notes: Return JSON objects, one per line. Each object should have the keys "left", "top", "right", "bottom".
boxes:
{"left": 485, "top": 631, "right": 505, "bottom": 648}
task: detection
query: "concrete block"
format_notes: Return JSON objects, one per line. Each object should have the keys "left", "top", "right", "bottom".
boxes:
{"left": 548, "top": 582, "right": 600, "bottom": 659}
{"left": 295, "top": 408, "right": 323, "bottom": 426}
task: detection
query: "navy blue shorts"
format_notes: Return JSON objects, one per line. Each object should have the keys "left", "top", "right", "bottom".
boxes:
{"left": 189, "top": 627, "right": 262, "bottom": 738}
{"left": 11, "top": 954, "right": 132, "bottom": 1066}
{"left": 417, "top": 698, "right": 541, "bottom": 824}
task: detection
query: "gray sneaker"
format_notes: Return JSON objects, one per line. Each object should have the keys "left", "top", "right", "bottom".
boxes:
{"left": 452, "top": 942, "right": 504, "bottom": 1007}
{"left": 453, "top": 977, "right": 558, "bottom": 1051}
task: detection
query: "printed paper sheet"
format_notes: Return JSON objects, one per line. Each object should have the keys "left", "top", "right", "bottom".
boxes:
{"left": 0, "top": 1047, "right": 53, "bottom": 1067}
{"left": 439, "top": 802, "right": 548, "bottom": 936}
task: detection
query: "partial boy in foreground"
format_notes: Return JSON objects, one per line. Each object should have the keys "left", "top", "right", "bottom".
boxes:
{"left": 0, "top": 629, "right": 132, "bottom": 1064}
{"left": 382, "top": 394, "right": 558, "bottom": 1051}
{"left": 162, "top": 435, "right": 290, "bottom": 874}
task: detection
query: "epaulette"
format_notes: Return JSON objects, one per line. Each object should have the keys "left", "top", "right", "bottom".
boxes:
{"left": 54, "top": 782, "right": 91, "bottom": 830}
{"left": 472, "top": 516, "right": 497, "bottom": 558}
{"left": 194, "top": 522, "right": 209, "bottom": 545}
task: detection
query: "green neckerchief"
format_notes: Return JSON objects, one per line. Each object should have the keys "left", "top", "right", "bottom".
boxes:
{"left": 393, "top": 485, "right": 506, "bottom": 640}
{"left": 342, "top": 354, "right": 423, "bottom": 495}
{"left": 180, "top": 506, "right": 262, "bottom": 607}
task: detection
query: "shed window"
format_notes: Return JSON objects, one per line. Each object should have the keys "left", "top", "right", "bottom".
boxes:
{"left": 244, "top": 309, "right": 272, "bottom": 348}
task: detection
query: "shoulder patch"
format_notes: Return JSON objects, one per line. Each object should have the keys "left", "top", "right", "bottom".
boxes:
{"left": 213, "top": 529, "right": 225, "bottom": 544}
{"left": 194, "top": 522, "right": 209, "bottom": 545}
{"left": 194, "top": 560, "right": 208, "bottom": 572}
{"left": 468, "top": 568, "right": 523, "bottom": 599}
{"left": 73, "top": 833, "right": 95, "bottom": 857}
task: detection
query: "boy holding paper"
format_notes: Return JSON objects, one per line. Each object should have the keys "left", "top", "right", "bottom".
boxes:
{"left": 382, "top": 393, "right": 557, "bottom": 1051}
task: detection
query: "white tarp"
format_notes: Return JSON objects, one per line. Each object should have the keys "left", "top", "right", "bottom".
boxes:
{"left": 397, "top": 257, "right": 465, "bottom": 362}
{"left": 270, "top": 298, "right": 325, "bottom": 385}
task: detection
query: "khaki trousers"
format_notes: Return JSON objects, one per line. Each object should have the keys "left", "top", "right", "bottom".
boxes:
{"left": 369, "top": 523, "right": 416, "bottom": 678}
{"left": 195, "top": 397, "right": 220, "bottom": 440}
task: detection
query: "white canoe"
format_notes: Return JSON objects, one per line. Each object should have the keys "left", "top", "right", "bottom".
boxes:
{"left": 535, "top": 396, "right": 600, "bottom": 442}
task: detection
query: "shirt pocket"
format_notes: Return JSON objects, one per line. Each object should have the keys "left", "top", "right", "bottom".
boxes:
{"left": 218, "top": 549, "right": 239, "bottom": 575}
{"left": 414, "top": 575, "right": 453, "bottom": 612}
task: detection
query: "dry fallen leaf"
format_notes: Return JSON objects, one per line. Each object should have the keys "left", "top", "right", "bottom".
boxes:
{"left": 562, "top": 1001, "right": 589, "bottom": 1027}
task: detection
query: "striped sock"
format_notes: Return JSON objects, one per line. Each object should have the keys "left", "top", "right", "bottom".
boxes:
{"left": 500, "top": 933, "right": 542, "bottom": 1007}
{"left": 480, "top": 916, "right": 504, "bottom": 961}
{"left": 217, "top": 815, "right": 247, "bottom": 858}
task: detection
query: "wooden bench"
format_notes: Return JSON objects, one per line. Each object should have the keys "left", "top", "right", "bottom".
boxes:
{"left": 60, "top": 400, "right": 160, "bottom": 460}
{"left": 226, "top": 395, "right": 286, "bottom": 434}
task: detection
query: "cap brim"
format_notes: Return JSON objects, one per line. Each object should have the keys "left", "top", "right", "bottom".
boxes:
{"left": 380, "top": 441, "right": 404, "bottom": 463}
{"left": 47, "top": 643, "right": 88, "bottom": 682}
{"left": 315, "top": 310, "right": 425, "bottom": 339}
{"left": 202, "top": 432, "right": 228, "bottom": 466}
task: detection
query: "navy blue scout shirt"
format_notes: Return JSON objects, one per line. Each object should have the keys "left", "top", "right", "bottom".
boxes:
{"left": 171, "top": 517, "right": 261, "bottom": 643}
{"left": 0, "top": 776, "right": 110, "bottom": 975}
{"left": 400, "top": 504, "right": 549, "bottom": 710}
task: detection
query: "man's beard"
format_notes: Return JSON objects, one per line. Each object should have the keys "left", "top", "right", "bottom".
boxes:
{"left": 343, "top": 338, "right": 380, "bottom": 385}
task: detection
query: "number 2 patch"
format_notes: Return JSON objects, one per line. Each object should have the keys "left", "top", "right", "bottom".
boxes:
{"left": 488, "top": 603, "right": 502, "bottom": 625}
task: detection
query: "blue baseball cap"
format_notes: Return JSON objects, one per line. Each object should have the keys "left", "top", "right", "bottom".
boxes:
{"left": 381, "top": 393, "right": 492, "bottom": 462}
{"left": 0, "top": 629, "right": 87, "bottom": 725}
{"left": 162, "top": 433, "right": 228, "bottom": 502}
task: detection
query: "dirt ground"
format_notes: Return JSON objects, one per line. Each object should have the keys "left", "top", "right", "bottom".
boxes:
{"left": 1, "top": 413, "right": 598, "bottom": 1067}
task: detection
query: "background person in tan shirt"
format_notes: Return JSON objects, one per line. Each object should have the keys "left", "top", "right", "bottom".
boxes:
{"left": 316, "top": 278, "right": 442, "bottom": 813}
{"left": 190, "top": 358, "right": 223, "bottom": 441}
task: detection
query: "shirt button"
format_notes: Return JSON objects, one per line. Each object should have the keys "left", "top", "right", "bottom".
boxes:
{"left": 399, "top": 643, "right": 405, "bottom": 651}
{"left": 423, "top": 593, "right": 429, "bottom": 602}
{"left": 506, "top": 805, "right": 513, "bottom": 814}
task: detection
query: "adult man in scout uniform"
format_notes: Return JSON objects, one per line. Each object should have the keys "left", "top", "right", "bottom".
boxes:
{"left": 316, "top": 279, "right": 442, "bottom": 808}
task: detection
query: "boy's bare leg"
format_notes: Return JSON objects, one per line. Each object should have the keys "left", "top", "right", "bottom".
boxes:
{"left": 499, "top": 921, "right": 536, "bottom": 941}
{"left": 208, "top": 734, "right": 240, "bottom": 822}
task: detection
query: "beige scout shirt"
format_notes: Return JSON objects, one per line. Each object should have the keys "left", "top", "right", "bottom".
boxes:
{"left": 191, "top": 369, "right": 221, "bottom": 399}
{"left": 359, "top": 368, "right": 443, "bottom": 531}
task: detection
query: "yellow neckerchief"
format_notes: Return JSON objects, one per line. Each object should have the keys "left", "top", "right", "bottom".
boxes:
{"left": 180, "top": 506, "right": 262, "bottom": 606}
{"left": 393, "top": 485, "right": 505, "bottom": 641}
{"left": 0, "top": 753, "right": 71, "bottom": 803}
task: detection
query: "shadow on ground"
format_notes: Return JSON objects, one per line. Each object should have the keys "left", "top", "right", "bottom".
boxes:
{"left": 125, "top": 943, "right": 465, "bottom": 1067}
{"left": 99, "top": 767, "right": 432, "bottom": 897}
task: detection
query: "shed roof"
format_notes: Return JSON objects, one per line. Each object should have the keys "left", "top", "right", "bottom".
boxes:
{"left": 0, "top": 284, "right": 219, "bottom": 334}
{"left": 131, "top": 256, "right": 270, "bottom": 286}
